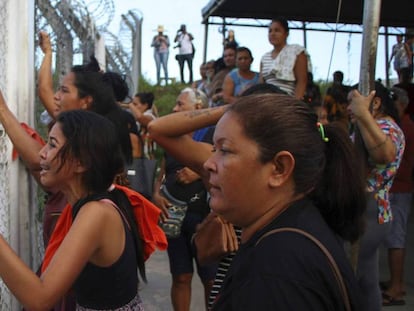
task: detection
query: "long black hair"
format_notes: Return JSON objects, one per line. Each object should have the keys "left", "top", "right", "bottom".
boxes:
{"left": 70, "top": 57, "right": 133, "bottom": 164}
{"left": 135, "top": 92, "right": 155, "bottom": 109}
{"left": 57, "top": 110, "right": 146, "bottom": 281}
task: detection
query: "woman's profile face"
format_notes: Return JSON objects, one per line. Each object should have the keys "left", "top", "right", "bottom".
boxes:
{"left": 39, "top": 123, "right": 78, "bottom": 191}
{"left": 204, "top": 112, "right": 275, "bottom": 227}
{"left": 132, "top": 96, "right": 149, "bottom": 113}
{"left": 173, "top": 92, "right": 196, "bottom": 113}
{"left": 53, "top": 72, "right": 84, "bottom": 115}
{"left": 268, "top": 21, "right": 288, "bottom": 47}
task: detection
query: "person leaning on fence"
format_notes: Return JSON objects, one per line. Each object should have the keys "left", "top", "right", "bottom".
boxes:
{"left": 5, "top": 32, "right": 133, "bottom": 254}
{"left": 174, "top": 24, "right": 194, "bottom": 84}
{"left": 0, "top": 110, "right": 147, "bottom": 310}
{"left": 0, "top": 31, "right": 167, "bottom": 311}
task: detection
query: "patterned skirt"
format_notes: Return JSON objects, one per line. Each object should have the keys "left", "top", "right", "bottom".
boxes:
{"left": 76, "top": 293, "right": 144, "bottom": 311}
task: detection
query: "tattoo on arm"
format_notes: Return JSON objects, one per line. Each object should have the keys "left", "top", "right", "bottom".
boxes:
{"left": 186, "top": 107, "right": 225, "bottom": 119}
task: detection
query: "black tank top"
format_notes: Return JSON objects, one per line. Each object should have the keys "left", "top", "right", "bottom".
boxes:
{"left": 72, "top": 193, "right": 138, "bottom": 309}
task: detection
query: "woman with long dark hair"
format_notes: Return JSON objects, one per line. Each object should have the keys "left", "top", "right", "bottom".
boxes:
{"left": 0, "top": 110, "right": 146, "bottom": 310}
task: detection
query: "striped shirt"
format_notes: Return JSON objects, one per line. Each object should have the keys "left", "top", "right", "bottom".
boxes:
{"left": 208, "top": 227, "right": 242, "bottom": 310}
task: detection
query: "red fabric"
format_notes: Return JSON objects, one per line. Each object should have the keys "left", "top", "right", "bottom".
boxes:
{"left": 12, "top": 123, "right": 45, "bottom": 160}
{"left": 41, "top": 185, "right": 167, "bottom": 273}
{"left": 41, "top": 203, "right": 72, "bottom": 273}
{"left": 116, "top": 184, "right": 168, "bottom": 259}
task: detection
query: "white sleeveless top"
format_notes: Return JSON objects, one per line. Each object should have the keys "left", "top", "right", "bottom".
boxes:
{"left": 261, "top": 44, "right": 305, "bottom": 95}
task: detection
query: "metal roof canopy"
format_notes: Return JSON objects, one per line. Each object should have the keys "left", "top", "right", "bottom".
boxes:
{"left": 200, "top": 0, "right": 411, "bottom": 87}
{"left": 201, "top": 0, "right": 413, "bottom": 28}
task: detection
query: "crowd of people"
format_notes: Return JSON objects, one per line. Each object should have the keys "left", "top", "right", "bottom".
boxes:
{"left": 0, "top": 31, "right": 168, "bottom": 310}
{"left": 0, "top": 16, "right": 413, "bottom": 311}
{"left": 148, "top": 21, "right": 414, "bottom": 311}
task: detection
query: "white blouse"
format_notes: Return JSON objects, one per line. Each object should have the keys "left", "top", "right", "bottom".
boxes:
{"left": 261, "top": 44, "right": 305, "bottom": 95}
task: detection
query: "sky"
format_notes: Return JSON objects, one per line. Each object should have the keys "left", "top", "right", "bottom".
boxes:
{"left": 108, "top": 0, "right": 401, "bottom": 86}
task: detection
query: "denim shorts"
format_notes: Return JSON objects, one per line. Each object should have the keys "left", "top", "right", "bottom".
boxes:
{"left": 167, "top": 211, "right": 217, "bottom": 281}
{"left": 385, "top": 192, "right": 412, "bottom": 248}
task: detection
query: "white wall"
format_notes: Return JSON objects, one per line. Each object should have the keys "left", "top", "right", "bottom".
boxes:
{"left": 0, "top": 0, "right": 35, "bottom": 309}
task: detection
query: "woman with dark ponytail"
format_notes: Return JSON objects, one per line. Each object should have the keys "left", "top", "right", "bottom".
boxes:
{"left": 149, "top": 93, "right": 366, "bottom": 310}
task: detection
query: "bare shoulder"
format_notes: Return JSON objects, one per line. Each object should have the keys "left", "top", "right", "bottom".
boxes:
{"left": 74, "top": 200, "right": 121, "bottom": 225}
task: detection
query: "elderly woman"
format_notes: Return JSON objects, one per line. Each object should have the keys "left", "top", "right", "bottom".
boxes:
{"left": 260, "top": 17, "right": 308, "bottom": 99}
{"left": 0, "top": 110, "right": 146, "bottom": 310}
{"left": 149, "top": 93, "right": 366, "bottom": 309}
{"left": 152, "top": 87, "right": 216, "bottom": 311}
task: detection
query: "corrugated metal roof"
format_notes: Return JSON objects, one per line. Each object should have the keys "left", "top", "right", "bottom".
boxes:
{"left": 202, "top": 0, "right": 413, "bottom": 28}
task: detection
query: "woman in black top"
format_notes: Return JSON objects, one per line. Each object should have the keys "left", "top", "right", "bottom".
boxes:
{"left": 0, "top": 110, "right": 145, "bottom": 310}
{"left": 149, "top": 93, "right": 366, "bottom": 310}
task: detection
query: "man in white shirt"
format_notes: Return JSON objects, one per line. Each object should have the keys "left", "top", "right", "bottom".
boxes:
{"left": 174, "top": 24, "right": 194, "bottom": 84}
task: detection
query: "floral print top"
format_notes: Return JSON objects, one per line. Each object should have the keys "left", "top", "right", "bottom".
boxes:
{"left": 366, "top": 118, "right": 405, "bottom": 224}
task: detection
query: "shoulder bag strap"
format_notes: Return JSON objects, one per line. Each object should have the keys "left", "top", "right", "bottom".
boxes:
{"left": 255, "top": 227, "right": 351, "bottom": 311}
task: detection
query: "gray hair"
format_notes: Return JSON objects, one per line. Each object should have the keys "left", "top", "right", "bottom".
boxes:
{"left": 180, "top": 87, "right": 208, "bottom": 108}
{"left": 391, "top": 87, "right": 409, "bottom": 107}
